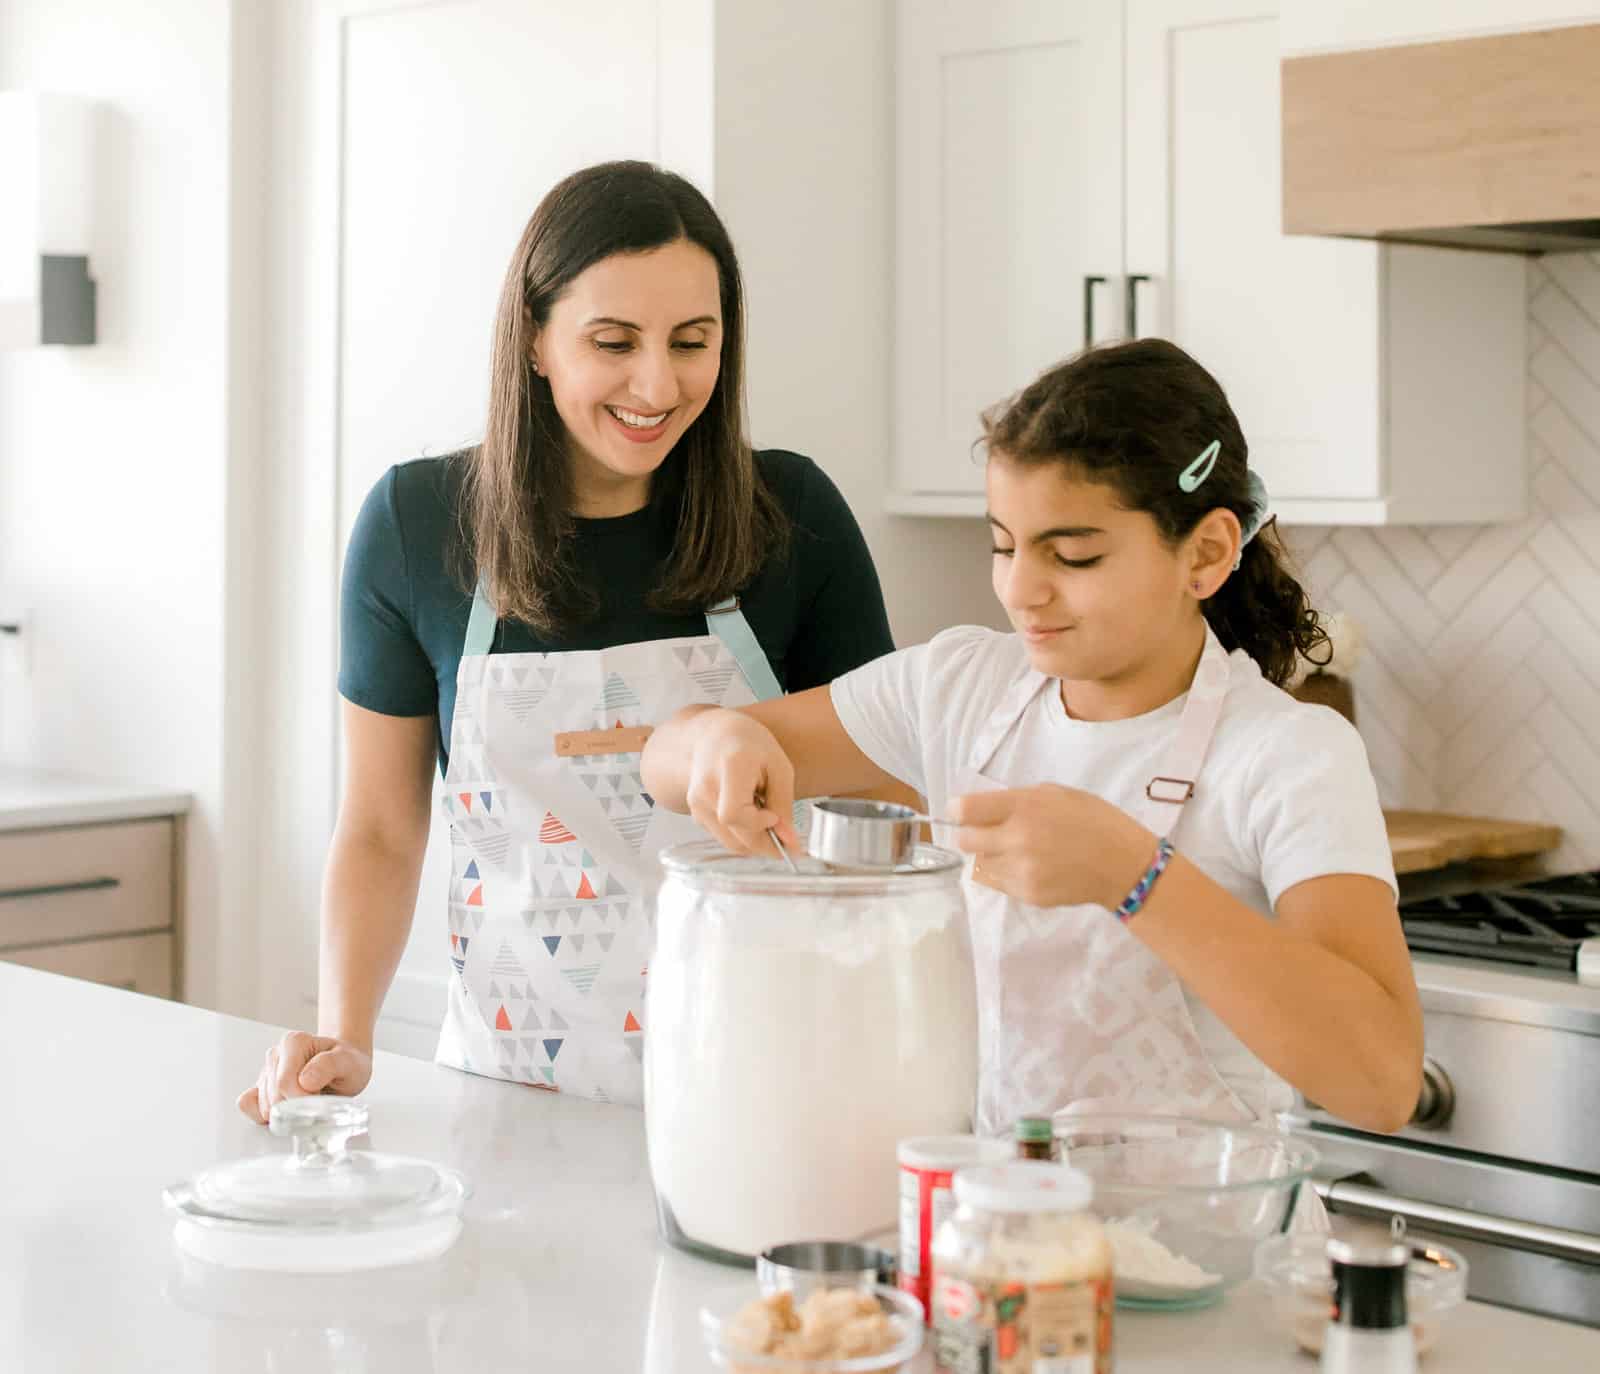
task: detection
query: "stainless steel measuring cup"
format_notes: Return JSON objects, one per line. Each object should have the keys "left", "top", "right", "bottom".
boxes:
{"left": 806, "top": 797, "right": 955, "bottom": 869}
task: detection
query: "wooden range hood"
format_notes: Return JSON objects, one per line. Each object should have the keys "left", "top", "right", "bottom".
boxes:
{"left": 1283, "top": 23, "right": 1600, "bottom": 253}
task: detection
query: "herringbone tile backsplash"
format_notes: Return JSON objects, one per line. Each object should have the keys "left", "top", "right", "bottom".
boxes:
{"left": 1284, "top": 254, "right": 1600, "bottom": 873}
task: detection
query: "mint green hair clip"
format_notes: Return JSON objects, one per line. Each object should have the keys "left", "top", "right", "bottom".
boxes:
{"left": 1177, "top": 439, "right": 1270, "bottom": 568}
{"left": 1178, "top": 439, "right": 1220, "bottom": 492}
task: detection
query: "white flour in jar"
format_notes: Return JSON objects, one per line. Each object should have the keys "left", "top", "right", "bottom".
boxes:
{"left": 645, "top": 885, "right": 976, "bottom": 1258}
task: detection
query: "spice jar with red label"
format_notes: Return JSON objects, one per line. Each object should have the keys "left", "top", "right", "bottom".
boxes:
{"left": 929, "top": 1161, "right": 1113, "bottom": 1374}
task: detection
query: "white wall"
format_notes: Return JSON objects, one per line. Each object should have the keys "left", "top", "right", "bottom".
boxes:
{"left": 712, "top": 0, "right": 1006, "bottom": 646}
{"left": 0, "top": 0, "right": 249, "bottom": 1012}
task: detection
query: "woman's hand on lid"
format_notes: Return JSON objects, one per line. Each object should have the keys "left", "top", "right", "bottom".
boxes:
{"left": 236, "top": 1031, "right": 374, "bottom": 1125}
{"left": 951, "top": 784, "right": 1152, "bottom": 910}
{"left": 682, "top": 708, "right": 804, "bottom": 856}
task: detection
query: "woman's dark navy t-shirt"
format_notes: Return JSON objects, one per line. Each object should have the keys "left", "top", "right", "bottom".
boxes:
{"left": 338, "top": 449, "right": 896, "bottom": 772}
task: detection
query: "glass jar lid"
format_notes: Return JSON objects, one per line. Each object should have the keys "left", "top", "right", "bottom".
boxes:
{"left": 164, "top": 1097, "right": 468, "bottom": 1233}
{"left": 659, "top": 839, "right": 963, "bottom": 895}
{"left": 954, "top": 1161, "right": 1094, "bottom": 1214}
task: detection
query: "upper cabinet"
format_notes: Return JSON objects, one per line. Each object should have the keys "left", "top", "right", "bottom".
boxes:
{"left": 891, "top": 0, "right": 1528, "bottom": 525}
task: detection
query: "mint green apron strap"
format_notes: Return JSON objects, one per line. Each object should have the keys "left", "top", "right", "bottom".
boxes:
{"left": 705, "top": 597, "right": 782, "bottom": 701}
{"left": 465, "top": 580, "right": 780, "bottom": 703}
{"left": 464, "top": 577, "right": 499, "bottom": 659}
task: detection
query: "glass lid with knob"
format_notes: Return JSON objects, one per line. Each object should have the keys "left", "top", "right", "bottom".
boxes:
{"left": 164, "top": 1097, "right": 470, "bottom": 1271}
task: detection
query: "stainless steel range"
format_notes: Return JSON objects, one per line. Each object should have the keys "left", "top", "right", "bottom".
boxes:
{"left": 1285, "top": 867, "right": 1600, "bottom": 1328}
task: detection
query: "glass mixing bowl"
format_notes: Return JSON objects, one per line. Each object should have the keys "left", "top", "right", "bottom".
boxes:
{"left": 1050, "top": 1112, "right": 1319, "bottom": 1310}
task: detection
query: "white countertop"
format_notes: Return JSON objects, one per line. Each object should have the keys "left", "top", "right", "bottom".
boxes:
{"left": 5, "top": 967, "right": 1598, "bottom": 1372}
{"left": 0, "top": 766, "right": 191, "bottom": 832}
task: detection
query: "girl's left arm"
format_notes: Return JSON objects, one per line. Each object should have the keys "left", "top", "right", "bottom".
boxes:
{"left": 953, "top": 787, "right": 1424, "bottom": 1134}
{"left": 1127, "top": 858, "right": 1422, "bottom": 1134}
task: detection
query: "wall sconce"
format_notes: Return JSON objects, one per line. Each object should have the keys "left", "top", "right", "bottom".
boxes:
{"left": 0, "top": 91, "right": 96, "bottom": 348}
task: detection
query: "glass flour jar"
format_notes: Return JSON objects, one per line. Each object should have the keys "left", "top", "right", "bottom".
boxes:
{"left": 645, "top": 841, "right": 976, "bottom": 1264}
{"left": 930, "top": 1162, "right": 1114, "bottom": 1373}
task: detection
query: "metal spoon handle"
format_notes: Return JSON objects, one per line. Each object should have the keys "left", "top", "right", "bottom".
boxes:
{"left": 750, "top": 783, "right": 802, "bottom": 872}
{"left": 767, "top": 827, "right": 800, "bottom": 873}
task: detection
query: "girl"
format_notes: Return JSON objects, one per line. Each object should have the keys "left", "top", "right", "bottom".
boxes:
{"left": 240, "top": 162, "right": 898, "bottom": 1122}
{"left": 642, "top": 338, "right": 1423, "bottom": 1135}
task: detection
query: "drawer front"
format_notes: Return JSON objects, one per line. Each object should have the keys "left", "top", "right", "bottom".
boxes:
{"left": 4, "top": 932, "right": 174, "bottom": 998}
{"left": 0, "top": 819, "right": 174, "bottom": 949}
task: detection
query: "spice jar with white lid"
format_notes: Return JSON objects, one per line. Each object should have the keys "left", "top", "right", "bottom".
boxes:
{"left": 930, "top": 1161, "right": 1113, "bottom": 1373}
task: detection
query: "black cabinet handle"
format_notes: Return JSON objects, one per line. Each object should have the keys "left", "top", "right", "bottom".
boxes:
{"left": 1125, "top": 274, "right": 1151, "bottom": 337}
{"left": 1083, "top": 275, "right": 1106, "bottom": 346}
{"left": 0, "top": 876, "right": 121, "bottom": 903}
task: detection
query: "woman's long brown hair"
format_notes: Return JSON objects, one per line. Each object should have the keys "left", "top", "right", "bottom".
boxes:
{"left": 459, "top": 161, "right": 788, "bottom": 632}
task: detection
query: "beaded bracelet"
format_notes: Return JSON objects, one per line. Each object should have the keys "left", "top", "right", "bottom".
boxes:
{"left": 1115, "top": 837, "right": 1176, "bottom": 923}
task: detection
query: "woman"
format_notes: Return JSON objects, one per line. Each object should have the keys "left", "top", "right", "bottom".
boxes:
{"left": 240, "top": 161, "right": 896, "bottom": 1121}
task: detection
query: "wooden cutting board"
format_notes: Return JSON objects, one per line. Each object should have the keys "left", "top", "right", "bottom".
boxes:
{"left": 1385, "top": 810, "right": 1563, "bottom": 875}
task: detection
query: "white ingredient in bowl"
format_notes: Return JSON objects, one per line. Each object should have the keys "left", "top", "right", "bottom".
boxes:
{"left": 1103, "top": 1219, "right": 1221, "bottom": 1294}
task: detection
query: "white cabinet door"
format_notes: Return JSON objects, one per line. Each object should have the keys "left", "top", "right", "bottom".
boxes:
{"left": 1126, "top": 0, "right": 1387, "bottom": 506}
{"left": 892, "top": 0, "right": 1124, "bottom": 510}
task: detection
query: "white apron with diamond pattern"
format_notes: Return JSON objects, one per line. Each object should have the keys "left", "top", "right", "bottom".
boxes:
{"left": 436, "top": 586, "right": 780, "bottom": 1105}
{"left": 964, "top": 627, "right": 1265, "bottom": 1131}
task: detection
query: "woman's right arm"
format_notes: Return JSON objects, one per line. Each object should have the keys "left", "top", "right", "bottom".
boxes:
{"left": 642, "top": 686, "right": 896, "bottom": 855}
{"left": 237, "top": 701, "right": 435, "bottom": 1122}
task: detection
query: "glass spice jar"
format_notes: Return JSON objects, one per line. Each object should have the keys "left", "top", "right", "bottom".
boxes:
{"left": 930, "top": 1162, "right": 1113, "bottom": 1373}
{"left": 1014, "top": 1116, "right": 1056, "bottom": 1161}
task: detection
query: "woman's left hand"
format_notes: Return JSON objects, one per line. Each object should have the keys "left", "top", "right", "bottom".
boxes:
{"left": 950, "top": 784, "right": 1155, "bottom": 910}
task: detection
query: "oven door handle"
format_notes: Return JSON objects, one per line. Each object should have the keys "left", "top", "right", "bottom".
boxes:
{"left": 1317, "top": 1178, "right": 1600, "bottom": 1266}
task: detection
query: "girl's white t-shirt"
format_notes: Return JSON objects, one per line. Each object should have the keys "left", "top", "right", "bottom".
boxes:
{"left": 829, "top": 625, "right": 1398, "bottom": 1117}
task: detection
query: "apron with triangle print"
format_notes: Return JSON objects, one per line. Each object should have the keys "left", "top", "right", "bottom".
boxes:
{"left": 436, "top": 584, "right": 781, "bottom": 1106}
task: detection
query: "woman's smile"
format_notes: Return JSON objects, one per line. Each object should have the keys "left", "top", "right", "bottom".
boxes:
{"left": 605, "top": 403, "right": 674, "bottom": 443}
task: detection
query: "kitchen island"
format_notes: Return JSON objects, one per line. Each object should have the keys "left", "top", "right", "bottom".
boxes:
{"left": 3, "top": 964, "right": 1596, "bottom": 1373}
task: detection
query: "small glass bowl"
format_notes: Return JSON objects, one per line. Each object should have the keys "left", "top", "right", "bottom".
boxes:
{"left": 1254, "top": 1231, "right": 1469, "bottom": 1357}
{"left": 700, "top": 1284, "right": 924, "bottom": 1372}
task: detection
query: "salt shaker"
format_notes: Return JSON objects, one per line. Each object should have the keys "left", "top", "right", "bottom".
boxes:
{"left": 1319, "top": 1235, "right": 1417, "bottom": 1374}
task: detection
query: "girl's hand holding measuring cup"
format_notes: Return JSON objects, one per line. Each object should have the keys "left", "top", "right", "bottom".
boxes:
{"left": 951, "top": 784, "right": 1152, "bottom": 910}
